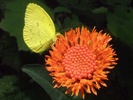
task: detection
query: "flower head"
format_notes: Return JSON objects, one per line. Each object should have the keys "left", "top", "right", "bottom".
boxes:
{"left": 45, "top": 27, "right": 118, "bottom": 99}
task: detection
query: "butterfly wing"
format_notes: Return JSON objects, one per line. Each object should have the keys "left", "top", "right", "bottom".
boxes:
{"left": 23, "top": 3, "right": 55, "bottom": 53}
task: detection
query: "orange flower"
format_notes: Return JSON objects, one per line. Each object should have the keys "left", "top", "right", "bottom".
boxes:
{"left": 45, "top": 27, "right": 118, "bottom": 99}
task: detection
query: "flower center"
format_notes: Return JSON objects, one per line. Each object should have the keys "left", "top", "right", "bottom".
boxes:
{"left": 62, "top": 45, "right": 98, "bottom": 80}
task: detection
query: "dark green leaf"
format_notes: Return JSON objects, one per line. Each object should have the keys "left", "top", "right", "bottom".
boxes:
{"left": 106, "top": 0, "right": 131, "bottom": 6}
{"left": 53, "top": 6, "right": 71, "bottom": 13}
{"left": 0, "top": 75, "right": 18, "bottom": 98}
{"left": 22, "top": 64, "right": 70, "bottom": 100}
{"left": 63, "top": 15, "right": 83, "bottom": 30}
{"left": 107, "top": 5, "right": 133, "bottom": 47}
{"left": 0, "top": 32, "right": 21, "bottom": 69}
{"left": 92, "top": 7, "right": 108, "bottom": 14}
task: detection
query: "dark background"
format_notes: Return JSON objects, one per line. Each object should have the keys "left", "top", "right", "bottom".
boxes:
{"left": 0, "top": 0, "right": 133, "bottom": 100}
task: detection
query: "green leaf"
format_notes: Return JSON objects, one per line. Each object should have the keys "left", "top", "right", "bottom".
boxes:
{"left": 0, "top": 0, "right": 54, "bottom": 51}
{"left": 53, "top": 6, "right": 71, "bottom": 13}
{"left": 107, "top": 5, "right": 133, "bottom": 47}
{"left": 0, "top": 75, "right": 18, "bottom": 98}
{"left": 0, "top": 75, "right": 34, "bottom": 100}
{"left": 63, "top": 15, "right": 83, "bottom": 30}
{"left": 22, "top": 64, "right": 70, "bottom": 100}
{"left": 92, "top": 7, "right": 108, "bottom": 14}
{"left": 0, "top": 32, "right": 21, "bottom": 69}
{"left": 106, "top": 0, "right": 131, "bottom": 6}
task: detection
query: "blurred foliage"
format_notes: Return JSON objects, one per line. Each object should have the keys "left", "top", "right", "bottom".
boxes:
{"left": 0, "top": 0, "right": 133, "bottom": 100}
{"left": 107, "top": 5, "right": 133, "bottom": 47}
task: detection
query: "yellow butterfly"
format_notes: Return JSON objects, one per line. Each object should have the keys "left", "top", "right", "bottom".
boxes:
{"left": 23, "top": 3, "right": 57, "bottom": 53}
